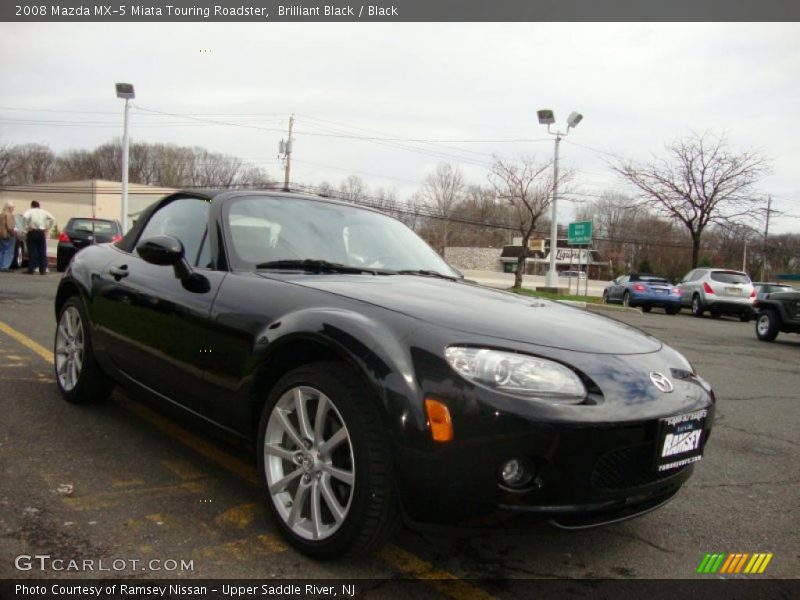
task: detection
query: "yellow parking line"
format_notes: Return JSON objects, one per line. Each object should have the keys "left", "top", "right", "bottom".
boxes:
{"left": 0, "top": 320, "right": 54, "bottom": 363}
{"left": 0, "top": 318, "right": 498, "bottom": 600}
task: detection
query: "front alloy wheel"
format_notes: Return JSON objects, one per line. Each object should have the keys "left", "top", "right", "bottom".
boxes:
{"left": 264, "top": 385, "right": 354, "bottom": 542}
{"left": 258, "top": 362, "right": 397, "bottom": 558}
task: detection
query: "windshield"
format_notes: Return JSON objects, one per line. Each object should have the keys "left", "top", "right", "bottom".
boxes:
{"left": 225, "top": 195, "right": 457, "bottom": 275}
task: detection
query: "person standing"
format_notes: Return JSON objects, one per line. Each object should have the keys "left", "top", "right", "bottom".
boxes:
{"left": 0, "top": 201, "right": 17, "bottom": 271}
{"left": 22, "top": 200, "right": 56, "bottom": 275}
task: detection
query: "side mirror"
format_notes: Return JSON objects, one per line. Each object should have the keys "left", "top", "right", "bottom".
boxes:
{"left": 137, "top": 235, "right": 192, "bottom": 280}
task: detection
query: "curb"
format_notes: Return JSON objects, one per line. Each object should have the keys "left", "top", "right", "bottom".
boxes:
{"left": 586, "top": 303, "right": 642, "bottom": 314}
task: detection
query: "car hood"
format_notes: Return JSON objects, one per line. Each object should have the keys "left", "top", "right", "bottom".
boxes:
{"left": 263, "top": 274, "right": 662, "bottom": 355}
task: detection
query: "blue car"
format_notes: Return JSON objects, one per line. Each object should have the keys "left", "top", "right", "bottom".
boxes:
{"left": 603, "top": 274, "right": 682, "bottom": 314}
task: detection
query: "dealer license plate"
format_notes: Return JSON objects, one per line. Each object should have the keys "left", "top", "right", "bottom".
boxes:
{"left": 655, "top": 409, "right": 707, "bottom": 472}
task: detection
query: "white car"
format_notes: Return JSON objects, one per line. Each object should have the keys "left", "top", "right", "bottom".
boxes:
{"left": 560, "top": 270, "right": 587, "bottom": 279}
{"left": 679, "top": 268, "right": 755, "bottom": 321}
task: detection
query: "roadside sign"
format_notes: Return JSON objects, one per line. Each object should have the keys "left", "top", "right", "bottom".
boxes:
{"left": 568, "top": 221, "right": 592, "bottom": 245}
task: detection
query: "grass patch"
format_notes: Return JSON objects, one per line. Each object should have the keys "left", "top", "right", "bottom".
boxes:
{"left": 512, "top": 287, "right": 604, "bottom": 304}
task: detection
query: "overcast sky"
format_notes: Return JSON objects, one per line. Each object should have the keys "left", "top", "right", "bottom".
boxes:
{"left": 1, "top": 22, "right": 798, "bottom": 233}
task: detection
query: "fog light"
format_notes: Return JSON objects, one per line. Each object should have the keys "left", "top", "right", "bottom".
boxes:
{"left": 500, "top": 458, "right": 534, "bottom": 488}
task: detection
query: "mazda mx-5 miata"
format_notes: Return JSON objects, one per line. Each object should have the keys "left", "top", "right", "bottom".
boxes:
{"left": 53, "top": 190, "right": 715, "bottom": 558}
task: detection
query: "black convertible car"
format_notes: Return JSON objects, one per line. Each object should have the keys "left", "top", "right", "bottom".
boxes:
{"left": 54, "top": 190, "right": 715, "bottom": 558}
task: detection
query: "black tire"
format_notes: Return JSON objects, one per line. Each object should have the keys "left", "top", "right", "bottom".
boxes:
{"left": 691, "top": 295, "right": 704, "bottom": 318}
{"left": 665, "top": 306, "right": 680, "bottom": 315}
{"left": 54, "top": 296, "right": 115, "bottom": 403}
{"left": 739, "top": 312, "right": 752, "bottom": 323}
{"left": 622, "top": 292, "right": 631, "bottom": 308}
{"left": 755, "top": 310, "right": 780, "bottom": 342}
{"left": 642, "top": 306, "right": 652, "bottom": 313}
{"left": 602, "top": 291, "right": 609, "bottom": 304}
{"left": 257, "top": 362, "right": 397, "bottom": 558}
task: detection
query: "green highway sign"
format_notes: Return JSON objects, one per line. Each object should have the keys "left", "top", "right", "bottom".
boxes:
{"left": 568, "top": 221, "right": 593, "bottom": 245}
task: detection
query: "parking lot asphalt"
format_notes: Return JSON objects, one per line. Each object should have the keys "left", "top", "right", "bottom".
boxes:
{"left": 0, "top": 272, "right": 797, "bottom": 588}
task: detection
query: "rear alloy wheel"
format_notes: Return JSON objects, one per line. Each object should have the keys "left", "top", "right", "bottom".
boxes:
{"left": 755, "top": 310, "right": 780, "bottom": 342}
{"left": 54, "top": 297, "right": 115, "bottom": 403}
{"left": 691, "top": 295, "right": 704, "bottom": 317}
{"left": 258, "top": 362, "right": 397, "bottom": 558}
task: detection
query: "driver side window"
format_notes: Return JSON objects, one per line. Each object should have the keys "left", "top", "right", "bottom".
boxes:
{"left": 137, "top": 198, "right": 210, "bottom": 267}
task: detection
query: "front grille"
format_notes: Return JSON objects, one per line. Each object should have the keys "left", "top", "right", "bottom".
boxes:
{"left": 592, "top": 444, "right": 688, "bottom": 490}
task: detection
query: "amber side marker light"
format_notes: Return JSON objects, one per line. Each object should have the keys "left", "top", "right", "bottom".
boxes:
{"left": 425, "top": 398, "right": 453, "bottom": 442}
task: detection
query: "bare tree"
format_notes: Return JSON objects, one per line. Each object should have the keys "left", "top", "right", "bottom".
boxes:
{"left": 420, "top": 163, "right": 464, "bottom": 253}
{"left": 338, "top": 175, "right": 368, "bottom": 203}
{"left": 488, "top": 155, "right": 557, "bottom": 289}
{"left": 611, "top": 131, "right": 770, "bottom": 268}
{"left": 0, "top": 143, "right": 57, "bottom": 184}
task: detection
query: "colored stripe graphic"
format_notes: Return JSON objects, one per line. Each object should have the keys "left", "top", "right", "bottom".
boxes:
{"left": 698, "top": 552, "right": 774, "bottom": 574}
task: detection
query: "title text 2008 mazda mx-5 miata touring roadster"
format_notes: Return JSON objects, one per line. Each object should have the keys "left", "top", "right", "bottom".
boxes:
{"left": 53, "top": 190, "right": 715, "bottom": 558}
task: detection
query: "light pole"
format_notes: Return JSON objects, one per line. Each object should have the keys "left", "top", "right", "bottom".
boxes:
{"left": 115, "top": 83, "right": 135, "bottom": 232}
{"left": 537, "top": 109, "right": 583, "bottom": 288}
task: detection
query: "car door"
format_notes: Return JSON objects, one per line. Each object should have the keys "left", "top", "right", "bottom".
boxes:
{"left": 610, "top": 276, "right": 627, "bottom": 301}
{"left": 680, "top": 270, "right": 698, "bottom": 305}
{"left": 91, "top": 197, "right": 224, "bottom": 414}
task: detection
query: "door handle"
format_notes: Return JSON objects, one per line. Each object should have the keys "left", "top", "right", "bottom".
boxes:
{"left": 110, "top": 265, "right": 129, "bottom": 280}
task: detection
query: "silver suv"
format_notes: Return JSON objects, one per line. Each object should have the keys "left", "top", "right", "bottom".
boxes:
{"left": 679, "top": 268, "right": 755, "bottom": 321}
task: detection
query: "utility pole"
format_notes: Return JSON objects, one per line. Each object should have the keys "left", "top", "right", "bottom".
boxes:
{"left": 282, "top": 114, "right": 294, "bottom": 192}
{"left": 760, "top": 195, "right": 772, "bottom": 281}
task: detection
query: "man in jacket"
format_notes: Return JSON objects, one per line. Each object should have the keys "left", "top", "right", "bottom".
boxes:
{"left": 22, "top": 200, "right": 56, "bottom": 275}
{"left": 0, "top": 201, "right": 16, "bottom": 271}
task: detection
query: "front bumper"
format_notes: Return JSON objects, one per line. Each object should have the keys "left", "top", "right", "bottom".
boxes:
{"left": 396, "top": 416, "right": 709, "bottom": 524}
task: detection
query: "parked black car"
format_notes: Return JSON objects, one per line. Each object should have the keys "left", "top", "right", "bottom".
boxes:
{"left": 754, "top": 290, "right": 800, "bottom": 342}
{"left": 56, "top": 217, "right": 122, "bottom": 272}
{"left": 54, "top": 190, "right": 715, "bottom": 557}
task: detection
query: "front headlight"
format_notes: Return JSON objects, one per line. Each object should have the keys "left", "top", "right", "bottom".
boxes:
{"left": 444, "top": 346, "right": 587, "bottom": 403}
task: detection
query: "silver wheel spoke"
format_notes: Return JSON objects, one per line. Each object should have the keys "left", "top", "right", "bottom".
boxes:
{"left": 318, "top": 427, "right": 348, "bottom": 456}
{"left": 294, "top": 388, "right": 314, "bottom": 442}
{"left": 287, "top": 479, "right": 310, "bottom": 527}
{"left": 263, "top": 442, "right": 295, "bottom": 462}
{"left": 276, "top": 408, "right": 305, "bottom": 450}
{"left": 69, "top": 360, "right": 78, "bottom": 389}
{"left": 310, "top": 480, "right": 322, "bottom": 539}
{"left": 314, "top": 394, "right": 329, "bottom": 440}
{"left": 319, "top": 475, "right": 345, "bottom": 523}
{"left": 322, "top": 464, "right": 354, "bottom": 486}
{"left": 269, "top": 466, "right": 303, "bottom": 494}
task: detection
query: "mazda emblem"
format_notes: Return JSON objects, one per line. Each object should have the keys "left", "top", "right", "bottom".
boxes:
{"left": 650, "top": 372, "right": 674, "bottom": 393}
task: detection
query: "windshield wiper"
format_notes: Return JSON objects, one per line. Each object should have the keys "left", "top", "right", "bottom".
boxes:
{"left": 255, "top": 259, "right": 380, "bottom": 275}
{"left": 395, "top": 269, "right": 459, "bottom": 281}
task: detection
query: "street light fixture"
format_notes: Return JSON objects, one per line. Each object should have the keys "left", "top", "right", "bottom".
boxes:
{"left": 115, "top": 82, "right": 135, "bottom": 232}
{"left": 538, "top": 108, "right": 583, "bottom": 289}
